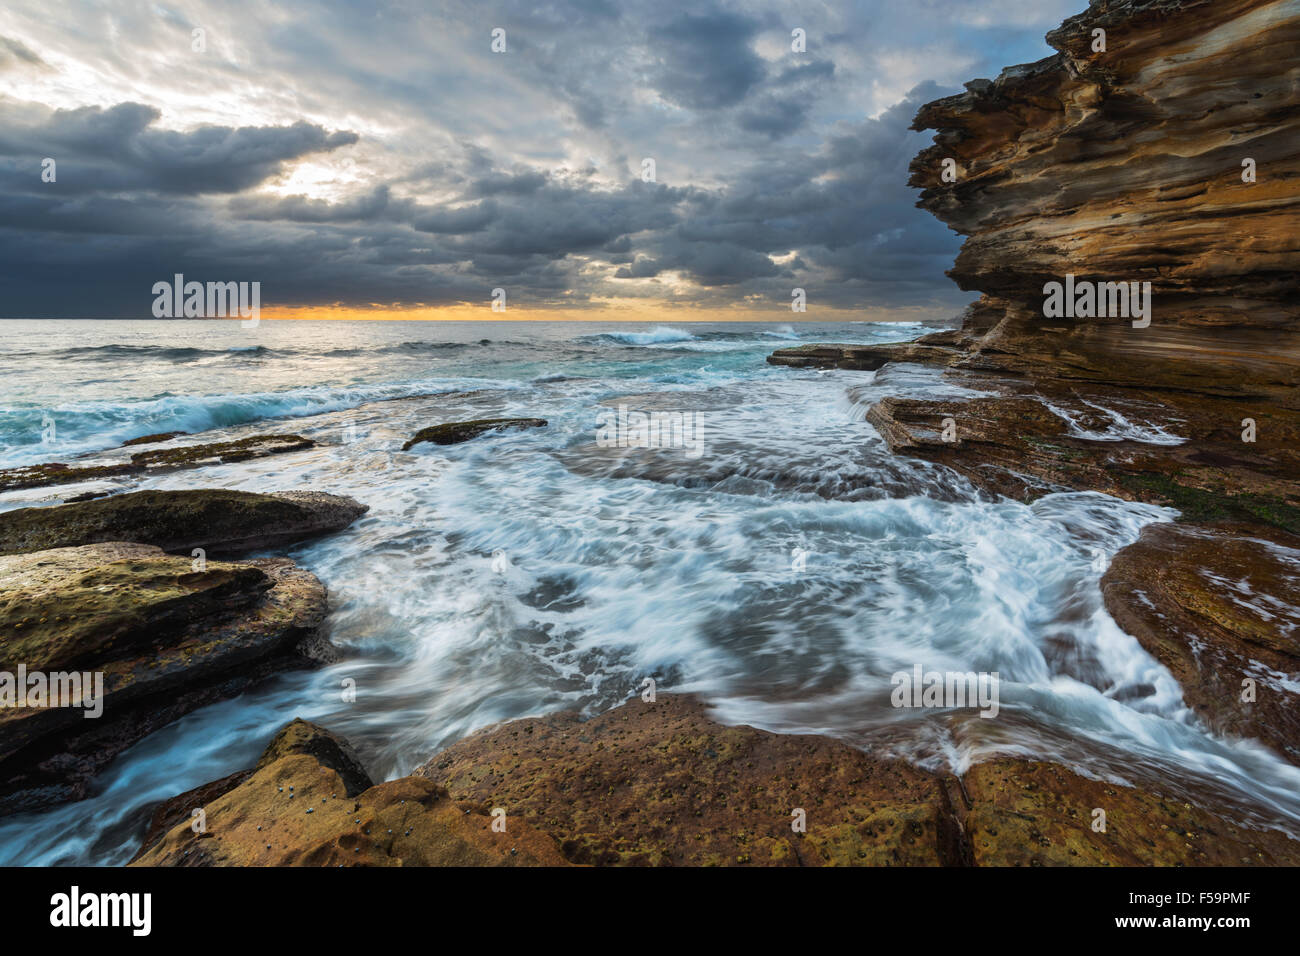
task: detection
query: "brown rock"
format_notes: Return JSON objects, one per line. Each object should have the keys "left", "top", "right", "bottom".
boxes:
{"left": 767, "top": 337, "right": 965, "bottom": 371}
{"left": 0, "top": 488, "right": 369, "bottom": 556}
{"left": 130, "top": 720, "right": 570, "bottom": 867}
{"left": 1102, "top": 522, "right": 1300, "bottom": 764}
{"left": 402, "top": 417, "right": 548, "bottom": 450}
{"left": 961, "top": 759, "right": 1300, "bottom": 866}
{"left": 120, "top": 431, "right": 189, "bottom": 447}
{"left": 417, "top": 694, "right": 978, "bottom": 866}
{"left": 864, "top": 389, "right": 1300, "bottom": 533}
{"left": 132, "top": 698, "right": 1300, "bottom": 866}
{"left": 906, "top": 0, "right": 1299, "bottom": 404}
{"left": 0, "top": 543, "right": 332, "bottom": 815}
{"left": 0, "top": 433, "right": 316, "bottom": 492}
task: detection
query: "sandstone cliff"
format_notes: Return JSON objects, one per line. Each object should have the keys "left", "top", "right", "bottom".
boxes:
{"left": 770, "top": 0, "right": 1300, "bottom": 770}
{"left": 907, "top": 0, "right": 1300, "bottom": 404}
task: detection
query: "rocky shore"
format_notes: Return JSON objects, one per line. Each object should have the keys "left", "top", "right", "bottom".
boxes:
{"left": 131, "top": 696, "right": 1300, "bottom": 866}
{"left": 0, "top": 489, "right": 367, "bottom": 815}
{"left": 8, "top": 0, "right": 1299, "bottom": 867}
{"left": 773, "top": 0, "right": 1300, "bottom": 771}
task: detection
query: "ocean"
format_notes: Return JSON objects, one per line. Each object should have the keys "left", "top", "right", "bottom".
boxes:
{"left": 2, "top": 318, "right": 1299, "bottom": 865}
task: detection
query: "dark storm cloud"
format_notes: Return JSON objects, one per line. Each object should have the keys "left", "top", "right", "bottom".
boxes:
{"left": 646, "top": 11, "right": 766, "bottom": 110}
{"left": 0, "top": 103, "right": 358, "bottom": 196}
{"left": 0, "top": 0, "right": 1073, "bottom": 317}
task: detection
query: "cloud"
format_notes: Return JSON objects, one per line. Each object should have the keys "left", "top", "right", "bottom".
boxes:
{"left": 0, "top": 0, "right": 1066, "bottom": 317}
{"left": 0, "top": 100, "right": 359, "bottom": 196}
{"left": 0, "top": 35, "right": 49, "bottom": 71}
{"left": 646, "top": 11, "right": 766, "bottom": 110}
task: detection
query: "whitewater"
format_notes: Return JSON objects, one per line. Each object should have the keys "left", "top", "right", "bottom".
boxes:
{"left": 1, "top": 318, "right": 1298, "bottom": 865}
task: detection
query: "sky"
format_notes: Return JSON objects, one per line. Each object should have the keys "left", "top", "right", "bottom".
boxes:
{"left": 0, "top": 0, "right": 1079, "bottom": 320}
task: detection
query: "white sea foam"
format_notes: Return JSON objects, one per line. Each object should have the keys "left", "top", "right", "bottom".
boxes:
{"left": 1, "top": 318, "right": 1297, "bottom": 863}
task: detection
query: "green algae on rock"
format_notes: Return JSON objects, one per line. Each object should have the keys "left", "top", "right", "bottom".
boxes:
{"left": 0, "top": 543, "right": 332, "bottom": 816}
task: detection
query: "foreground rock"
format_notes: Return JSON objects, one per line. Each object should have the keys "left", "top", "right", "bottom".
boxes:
{"left": 1102, "top": 522, "right": 1300, "bottom": 765}
{"left": 131, "top": 720, "right": 569, "bottom": 866}
{"left": 958, "top": 759, "right": 1298, "bottom": 866}
{"left": 0, "top": 544, "right": 332, "bottom": 815}
{"left": 136, "top": 696, "right": 1300, "bottom": 865}
{"left": 402, "top": 418, "right": 547, "bottom": 450}
{"left": 417, "top": 695, "right": 1300, "bottom": 866}
{"left": 0, "top": 434, "right": 315, "bottom": 492}
{"left": 0, "top": 488, "right": 369, "bottom": 556}
{"left": 421, "top": 695, "right": 952, "bottom": 866}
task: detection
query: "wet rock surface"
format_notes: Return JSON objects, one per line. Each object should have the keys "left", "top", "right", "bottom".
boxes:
{"left": 959, "top": 759, "right": 1300, "bottom": 866}
{"left": 0, "top": 543, "right": 332, "bottom": 815}
{"left": 767, "top": 332, "right": 970, "bottom": 371}
{"left": 0, "top": 433, "right": 316, "bottom": 492}
{"left": 414, "top": 695, "right": 1300, "bottom": 866}
{"left": 863, "top": 388, "right": 1300, "bottom": 533}
{"left": 140, "top": 696, "right": 1300, "bottom": 866}
{"left": 131, "top": 720, "right": 569, "bottom": 866}
{"left": 402, "top": 417, "right": 548, "bottom": 449}
{"left": 1102, "top": 522, "right": 1300, "bottom": 765}
{"left": 0, "top": 488, "right": 369, "bottom": 556}
{"left": 418, "top": 694, "right": 953, "bottom": 866}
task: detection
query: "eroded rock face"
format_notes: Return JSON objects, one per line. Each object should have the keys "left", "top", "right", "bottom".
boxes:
{"left": 0, "top": 543, "right": 332, "bottom": 815}
{"left": 907, "top": 0, "right": 1300, "bottom": 405}
{"left": 130, "top": 720, "right": 569, "bottom": 867}
{"left": 0, "top": 488, "right": 369, "bottom": 556}
{"left": 1102, "top": 522, "right": 1300, "bottom": 764}
{"left": 402, "top": 417, "right": 548, "bottom": 450}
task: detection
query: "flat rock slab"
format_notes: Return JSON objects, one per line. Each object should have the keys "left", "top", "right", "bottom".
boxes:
{"left": 415, "top": 696, "right": 942, "bottom": 866}
{"left": 131, "top": 720, "right": 569, "bottom": 867}
{"left": 768, "top": 340, "right": 964, "bottom": 370}
{"left": 402, "top": 418, "right": 547, "bottom": 450}
{"left": 1102, "top": 522, "right": 1300, "bottom": 765}
{"left": 961, "top": 759, "right": 1300, "bottom": 867}
{"left": 415, "top": 694, "right": 1300, "bottom": 866}
{"left": 0, "top": 434, "right": 315, "bottom": 492}
{"left": 866, "top": 392, "right": 1300, "bottom": 534}
{"left": 138, "top": 696, "right": 1300, "bottom": 865}
{"left": 0, "top": 543, "right": 331, "bottom": 815}
{"left": 0, "top": 488, "right": 368, "bottom": 556}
